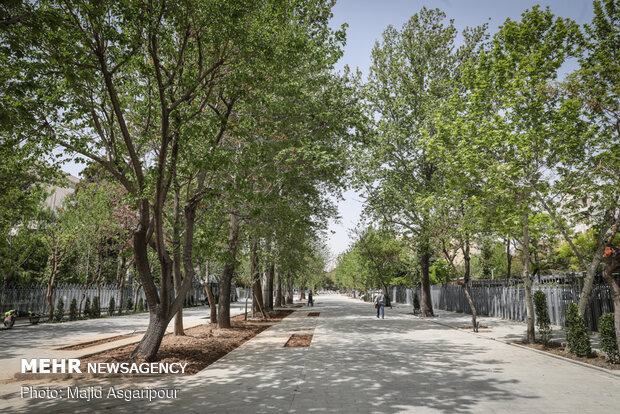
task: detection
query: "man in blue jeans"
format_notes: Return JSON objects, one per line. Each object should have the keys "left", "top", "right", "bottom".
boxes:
{"left": 374, "top": 290, "right": 384, "bottom": 319}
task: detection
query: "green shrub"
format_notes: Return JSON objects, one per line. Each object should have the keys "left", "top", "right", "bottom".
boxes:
{"left": 54, "top": 297, "right": 64, "bottom": 322}
{"left": 92, "top": 296, "right": 100, "bottom": 318}
{"left": 137, "top": 297, "right": 144, "bottom": 312}
{"left": 126, "top": 297, "right": 133, "bottom": 311}
{"left": 69, "top": 298, "right": 78, "bottom": 321}
{"left": 599, "top": 313, "right": 619, "bottom": 363}
{"left": 534, "top": 291, "right": 552, "bottom": 346}
{"left": 566, "top": 303, "right": 591, "bottom": 357}
{"left": 413, "top": 293, "right": 420, "bottom": 311}
{"left": 84, "top": 297, "right": 91, "bottom": 318}
{"left": 108, "top": 297, "right": 115, "bottom": 316}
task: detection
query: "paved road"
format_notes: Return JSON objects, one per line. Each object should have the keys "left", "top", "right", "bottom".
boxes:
{"left": 1, "top": 295, "right": 618, "bottom": 413}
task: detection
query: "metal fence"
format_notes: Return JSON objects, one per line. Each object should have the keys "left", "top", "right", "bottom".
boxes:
{"left": 430, "top": 283, "right": 614, "bottom": 332}
{"left": 0, "top": 281, "right": 209, "bottom": 316}
{"left": 386, "top": 281, "right": 615, "bottom": 332}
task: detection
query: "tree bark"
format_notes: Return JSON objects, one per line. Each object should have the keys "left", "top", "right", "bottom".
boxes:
{"left": 462, "top": 235, "right": 477, "bottom": 330}
{"left": 217, "top": 214, "right": 240, "bottom": 329}
{"left": 266, "top": 261, "right": 274, "bottom": 310}
{"left": 172, "top": 186, "right": 185, "bottom": 336}
{"left": 250, "top": 238, "right": 265, "bottom": 316}
{"left": 274, "top": 265, "right": 283, "bottom": 307}
{"left": 602, "top": 236, "right": 620, "bottom": 353}
{"left": 204, "top": 259, "right": 217, "bottom": 324}
{"left": 46, "top": 245, "right": 58, "bottom": 322}
{"left": 522, "top": 210, "right": 536, "bottom": 343}
{"left": 285, "top": 274, "right": 294, "bottom": 304}
{"left": 506, "top": 237, "right": 512, "bottom": 279}
{"left": 118, "top": 257, "right": 126, "bottom": 315}
{"left": 419, "top": 235, "right": 434, "bottom": 317}
{"left": 577, "top": 242, "right": 607, "bottom": 316}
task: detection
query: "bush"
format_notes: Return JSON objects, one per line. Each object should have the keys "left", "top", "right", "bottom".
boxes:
{"left": 54, "top": 297, "right": 64, "bottom": 322}
{"left": 137, "top": 297, "right": 144, "bottom": 312}
{"left": 599, "top": 313, "right": 619, "bottom": 363}
{"left": 69, "top": 298, "right": 78, "bottom": 321}
{"left": 534, "top": 291, "right": 552, "bottom": 346}
{"left": 108, "top": 297, "right": 115, "bottom": 316}
{"left": 566, "top": 303, "right": 591, "bottom": 357}
{"left": 126, "top": 297, "right": 133, "bottom": 311}
{"left": 84, "top": 297, "right": 91, "bottom": 318}
{"left": 92, "top": 296, "right": 100, "bottom": 318}
{"left": 413, "top": 293, "right": 420, "bottom": 312}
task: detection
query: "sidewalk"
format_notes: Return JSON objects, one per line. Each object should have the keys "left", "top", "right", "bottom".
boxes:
{"left": 1, "top": 295, "right": 618, "bottom": 413}
{"left": 0, "top": 303, "right": 248, "bottom": 381}
{"left": 387, "top": 302, "right": 603, "bottom": 350}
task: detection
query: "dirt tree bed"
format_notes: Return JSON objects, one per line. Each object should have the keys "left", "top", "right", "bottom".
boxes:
{"left": 284, "top": 334, "right": 313, "bottom": 347}
{"left": 515, "top": 341, "right": 619, "bottom": 371}
{"left": 81, "top": 310, "right": 294, "bottom": 376}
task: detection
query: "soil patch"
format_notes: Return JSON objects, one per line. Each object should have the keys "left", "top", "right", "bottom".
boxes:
{"left": 291, "top": 328, "right": 314, "bottom": 332}
{"left": 307, "top": 312, "right": 320, "bottom": 317}
{"left": 57, "top": 334, "right": 139, "bottom": 350}
{"left": 80, "top": 309, "right": 294, "bottom": 376}
{"left": 515, "top": 341, "right": 620, "bottom": 371}
{"left": 284, "top": 334, "right": 313, "bottom": 347}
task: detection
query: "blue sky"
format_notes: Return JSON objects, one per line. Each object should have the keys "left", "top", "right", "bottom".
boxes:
{"left": 325, "top": 0, "right": 595, "bottom": 261}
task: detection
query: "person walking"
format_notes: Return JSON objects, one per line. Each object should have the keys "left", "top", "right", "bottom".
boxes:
{"left": 374, "top": 290, "right": 384, "bottom": 319}
{"left": 307, "top": 290, "right": 313, "bottom": 307}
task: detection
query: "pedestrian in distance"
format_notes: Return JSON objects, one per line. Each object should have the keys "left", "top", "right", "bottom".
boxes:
{"left": 307, "top": 290, "right": 313, "bottom": 307}
{"left": 374, "top": 290, "right": 384, "bottom": 319}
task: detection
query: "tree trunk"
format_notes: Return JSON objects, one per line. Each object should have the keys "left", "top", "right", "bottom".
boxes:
{"left": 419, "top": 235, "right": 434, "bottom": 317}
{"left": 217, "top": 214, "right": 240, "bottom": 329}
{"left": 522, "top": 210, "right": 536, "bottom": 343}
{"left": 172, "top": 251, "right": 185, "bottom": 335}
{"left": 463, "top": 234, "right": 477, "bottom": 331}
{"left": 118, "top": 257, "right": 126, "bottom": 315}
{"left": 300, "top": 282, "right": 306, "bottom": 300}
{"left": 285, "top": 274, "right": 294, "bottom": 304}
{"left": 250, "top": 238, "right": 266, "bottom": 317}
{"left": 204, "top": 260, "right": 217, "bottom": 324}
{"left": 172, "top": 186, "right": 185, "bottom": 336}
{"left": 95, "top": 250, "right": 103, "bottom": 301}
{"left": 602, "top": 241, "right": 620, "bottom": 353}
{"left": 266, "top": 261, "right": 274, "bottom": 310}
{"left": 46, "top": 247, "right": 58, "bottom": 322}
{"left": 133, "top": 283, "right": 142, "bottom": 312}
{"left": 130, "top": 311, "right": 168, "bottom": 361}
{"left": 506, "top": 237, "right": 512, "bottom": 279}
{"left": 274, "top": 265, "right": 283, "bottom": 307}
{"left": 577, "top": 242, "right": 606, "bottom": 317}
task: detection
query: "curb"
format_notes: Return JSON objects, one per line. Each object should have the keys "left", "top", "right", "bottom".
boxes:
{"left": 507, "top": 342, "right": 620, "bottom": 378}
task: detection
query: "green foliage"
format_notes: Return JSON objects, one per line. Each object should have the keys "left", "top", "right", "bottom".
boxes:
{"left": 54, "top": 297, "right": 64, "bottom": 322}
{"left": 429, "top": 259, "right": 454, "bottom": 285}
{"left": 83, "top": 297, "right": 91, "bottom": 318}
{"left": 91, "top": 296, "right": 100, "bottom": 318}
{"left": 566, "top": 303, "right": 591, "bottom": 357}
{"left": 126, "top": 297, "right": 133, "bottom": 311}
{"left": 533, "top": 291, "right": 552, "bottom": 346}
{"left": 108, "top": 296, "right": 115, "bottom": 316}
{"left": 598, "top": 313, "right": 619, "bottom": 363}
{"left": 137, "top": 298, "right": 144, "bottom": 312}
{"left": 69, "top": 298, "right": 78, "bottom": 321}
